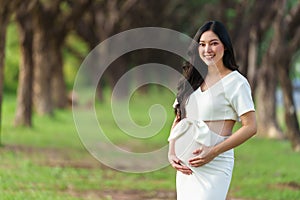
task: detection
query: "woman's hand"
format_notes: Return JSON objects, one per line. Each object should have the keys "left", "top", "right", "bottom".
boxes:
{"left": 188, "top": 145, "right": 217, "bottom": 167}
{"left": 168, "top": 154, "right": 193, "bottom": 175}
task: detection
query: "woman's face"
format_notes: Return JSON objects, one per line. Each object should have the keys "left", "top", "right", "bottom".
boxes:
{"left": 198, "top": 30, "right": 225, "bottom": 67}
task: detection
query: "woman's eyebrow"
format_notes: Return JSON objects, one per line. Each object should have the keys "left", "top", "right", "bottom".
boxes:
{"left": 199, "top": 39, "right": 219, "bottom": 43}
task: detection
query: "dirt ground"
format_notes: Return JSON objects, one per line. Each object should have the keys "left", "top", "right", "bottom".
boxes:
{"left": 68, "top": 189, "right": 176, "bottom": 200}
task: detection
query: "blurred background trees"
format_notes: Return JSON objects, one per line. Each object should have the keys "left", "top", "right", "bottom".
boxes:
{"left": 0, "top": 0, "right": 300, "bottom": 150}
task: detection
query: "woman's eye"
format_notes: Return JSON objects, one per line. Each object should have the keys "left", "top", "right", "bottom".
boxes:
{"left": 211, "top": 42, "right": 219, "bottom": 46}
{"left": 199, "top": 43, "right": 205, "bottom": 47}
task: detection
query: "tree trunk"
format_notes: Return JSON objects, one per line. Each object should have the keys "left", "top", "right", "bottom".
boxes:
{"left": 32, "top": 0, "right": 91, "bottom": 110}
{"left": 247, "top": 27, "right": 258, "bottom": 92}
{"left": 235, "top": 34, "right": 249, "bottom": 75}
{"left": 33, "top": 26, "right": 53, "bottom": 115}
{"left": 51, "top": 42, "right": 68, "bottom": 109}
{"left": 277, "top": 61, "right": 300, "bottom": 151}
{"left": 255, "top": 57, "right": 283, "bottom": 139}
{"left": 0, "top": 0, "right": 10, "bottom": 144}
{"left": 107, "top": 57, "right": 129, "bottom": 99}
{"left": 254, "top": 0, "right": 286, "bottom": 139}
{"left": 14, "top": 3, "right": 34, "bottom": 126}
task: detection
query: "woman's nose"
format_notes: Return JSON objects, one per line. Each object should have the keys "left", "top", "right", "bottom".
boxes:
{"left": 205, "top": 44, "right": 212, "bottom": 52}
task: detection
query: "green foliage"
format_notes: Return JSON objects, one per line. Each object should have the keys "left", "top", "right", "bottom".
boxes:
{"left": 63, "top": 33, "right": 89, "bottom": 89}
{"left": 291, "top": 51, "right": 300, "bottom": 79}
{"left": 4, "top": 22, "right": 20, "bottom": 92}
{"left": 287, "top": 0, "right": 299, "bottom": 11}
{"left": 226, "top": 8, "right": 236, "bottom": 20}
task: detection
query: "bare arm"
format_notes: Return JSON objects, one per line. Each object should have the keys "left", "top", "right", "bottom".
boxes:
{"left": 213, "top": 111, "right": 257, "bottom": 154}
{"left": 189, "top": 111, "right": 257, "bottom": 167}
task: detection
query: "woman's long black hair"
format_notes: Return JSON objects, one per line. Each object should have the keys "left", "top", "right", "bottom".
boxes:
{"left": 175, "top": 21, "right": 239, "bottom": 121}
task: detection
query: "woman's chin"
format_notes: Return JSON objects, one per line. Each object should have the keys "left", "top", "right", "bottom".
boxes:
{"left": 204, "top": 60, "right": 216, "bottom": 66}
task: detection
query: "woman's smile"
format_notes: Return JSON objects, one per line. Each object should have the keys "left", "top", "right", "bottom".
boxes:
{"left": 203, "top": 54, "right": 215, "bottom": 59}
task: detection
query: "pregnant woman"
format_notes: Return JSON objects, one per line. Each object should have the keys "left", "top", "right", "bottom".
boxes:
{"left": 168, "top": 21, "right": 257, "bottom": 199}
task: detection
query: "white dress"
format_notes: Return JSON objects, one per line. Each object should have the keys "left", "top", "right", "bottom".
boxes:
{"left": 169, "top": 71, "right": 255, "bottom": 200}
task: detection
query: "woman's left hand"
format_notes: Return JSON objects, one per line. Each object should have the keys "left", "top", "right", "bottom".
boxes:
{"left": 188, "top": 145, "right": 217, "bottom": 167}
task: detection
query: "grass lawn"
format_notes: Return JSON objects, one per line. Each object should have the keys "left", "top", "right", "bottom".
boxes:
{"left": 1, "top": 91, "right": 300, "bottom": 200}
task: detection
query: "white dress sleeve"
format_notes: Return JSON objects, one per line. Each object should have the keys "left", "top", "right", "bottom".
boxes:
{"left": 229, "top": 81, "right": 255, "bottom": 117}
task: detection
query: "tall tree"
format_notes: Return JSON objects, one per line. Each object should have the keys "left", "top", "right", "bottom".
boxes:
{"left": 32, "top": 0, "right": 91, "bottom": 115}
{"left": 249, "top": 0, "right": 285, "bottom": 138}
{"left": 271, "top": 1, "right": 300, "bottom": 151}
{"left": 14, "top": 1, "right": 35, "bottom": 126}
{"left": 256, "top": 42, "right": 283, "bottom": 138}
{"left": 232, "top": 0, "right": 300, "bottom": 143}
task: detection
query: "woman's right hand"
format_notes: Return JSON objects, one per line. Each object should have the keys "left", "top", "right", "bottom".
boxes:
{"left": 168, "top": 154, "right": 193, "bottom": 175}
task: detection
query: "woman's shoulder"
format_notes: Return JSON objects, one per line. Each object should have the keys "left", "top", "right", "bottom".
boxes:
{"left": 224, "top": 70, "right": 250, "bottom": 87}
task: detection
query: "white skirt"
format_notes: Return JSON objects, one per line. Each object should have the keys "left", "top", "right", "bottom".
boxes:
{"left": 176, "top": 149, "right": 234, "bottom": 200}
{"left": 168, "top": 119, "right": 234, "bottom": 200}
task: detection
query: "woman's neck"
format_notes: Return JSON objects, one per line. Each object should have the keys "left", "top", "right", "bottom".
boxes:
{"left": 207, "top": 63, "right": 230, "bottom": 77}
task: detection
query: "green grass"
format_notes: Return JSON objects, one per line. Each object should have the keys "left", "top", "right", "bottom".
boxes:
{"left": 232, "top": 138, "right": 300, "bottom": 200}
{"left": 1, "top": 91, "right": 300, "bottom": 200}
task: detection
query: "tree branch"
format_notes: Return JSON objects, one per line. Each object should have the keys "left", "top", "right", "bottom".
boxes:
{"left": 61, "top": 0, "right": 92, "bottom": 33}
{"left": 290, "top": 27, "right": 300, "bottom": 52}
{"left": 119, "top": 0, "right": 138, "bottom": 19}
{"left": 285, "top": 2, "right": 300, "bottom": 40}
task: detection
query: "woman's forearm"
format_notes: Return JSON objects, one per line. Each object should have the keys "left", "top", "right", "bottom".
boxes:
{"left": 213, "top": 112, "right": 257, "bottom": 155}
